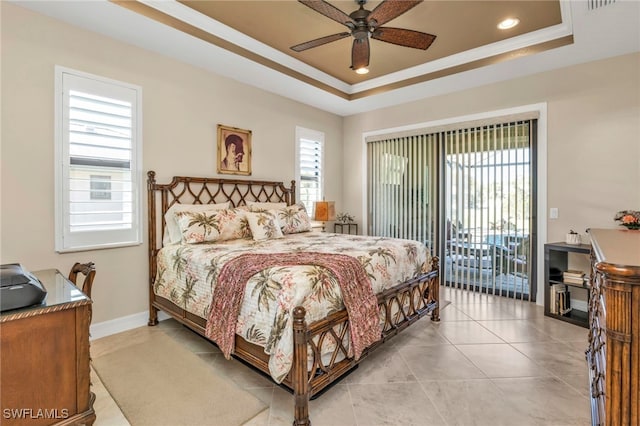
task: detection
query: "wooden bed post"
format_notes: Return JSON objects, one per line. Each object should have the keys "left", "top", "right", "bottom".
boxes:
{"left": 430, "top": 256, "right": 441, "bottom": 322}
{"left": 292, "top": 307, "right": 311, "bottom": 426}
{"left": 147, "top": 171, "right": 159, "bottom": 326}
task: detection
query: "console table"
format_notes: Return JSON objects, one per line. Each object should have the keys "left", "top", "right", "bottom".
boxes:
{"left": 588, "top": 229, "right": 640, "bottom": 426}
{"left": 0, "top": 269, "right": 95, "bottom": 425}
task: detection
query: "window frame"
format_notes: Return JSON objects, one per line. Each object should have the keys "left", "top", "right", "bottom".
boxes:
{"left": 295, "top": 126, "right": 325, "bottom": 216}
{"left": 54, "top": 66, "right": 143, "bottom": 252}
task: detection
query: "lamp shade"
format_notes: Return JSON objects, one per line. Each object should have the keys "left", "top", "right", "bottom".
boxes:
{"left": 313, "top": 201, "right": 336, "bottom": 222}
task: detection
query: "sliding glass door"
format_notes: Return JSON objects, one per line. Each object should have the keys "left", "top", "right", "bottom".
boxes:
{"left": 443, "top": 121, "right": 535, "bottom": 300}
{"left": 367, "top": 119, "right": 537, "bottom": 301}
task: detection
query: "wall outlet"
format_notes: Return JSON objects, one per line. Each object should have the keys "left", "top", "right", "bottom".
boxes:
{"left": 550, "top": 208, "right": 559, "bottom": 219}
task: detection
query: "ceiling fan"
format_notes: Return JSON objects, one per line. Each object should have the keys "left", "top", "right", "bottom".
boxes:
{"left": 291, "top": 0, "right": 436, "bottom": 74}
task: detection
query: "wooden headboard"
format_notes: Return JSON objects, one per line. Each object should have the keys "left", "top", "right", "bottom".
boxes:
{"left": 146, "top": 171, "right": 296, "bottom": 286}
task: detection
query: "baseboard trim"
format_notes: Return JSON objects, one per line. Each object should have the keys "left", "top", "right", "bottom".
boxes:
{"left": 90, "top": 310, "right": 171, "bottom": 340}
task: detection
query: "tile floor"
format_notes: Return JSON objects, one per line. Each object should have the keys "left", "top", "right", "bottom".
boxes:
{"left": 91, "top": 286, "right": 591, "bottom": 426}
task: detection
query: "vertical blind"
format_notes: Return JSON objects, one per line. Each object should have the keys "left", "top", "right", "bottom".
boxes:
{"left": 444, "top": 121, "right": 533, "bottom": 300}
{"left": 367, "top": 133, "right": 439, "bottom": 252}
{"left": 367, "top": 119, "right": 535, "bottom": 301}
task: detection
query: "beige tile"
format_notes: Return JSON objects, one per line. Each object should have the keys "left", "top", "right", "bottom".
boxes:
{"left": 421, "top": 379, "right": 535, "bottom": 426}
{"left": 268, "top": 384, "right": 357, "bottom": 426}
{"left": 242, "top": 408, "right": 269, "bottom": 426}
{"left": 492, "top": 377, "right": 591, "bottom": 425}
{"left": 558, "top": 374, "right": 591, "bottom": 398}
{"left": 345, "top": 345, "right": 416, "bottom": 385}
{"left": 402, "top": 345, "right": 487, "bottom": 380}
{"left": 457, "top": 343, "right": 552, "bottom": 378}
{"left": 349, "top": 382, "right": 446, "bottom": 425}
{"left": 511, "top": 342, "right": 588, "bottom": 376}
{"left": 435, "top": 320, "right": 504, "bottom": 344}
{"left": 391, "top": 321, "right": 451, "bottom": 347}
{"left": 436, "top": 305, "right": 474, "bottom": 322}
{"left": 476, "top": 320, "right": 556, "bottom": 343}
{"left": 494, "top": 300, "right": 547, "bottom": 319}
{"left": 262, "top": 386, "right": 294, "bottom": 426}
{"left": 529, "top": 317, "right": 589, "bottom": 342}
{"left": 455, "top": 303, "right": 521, "bottom": 321}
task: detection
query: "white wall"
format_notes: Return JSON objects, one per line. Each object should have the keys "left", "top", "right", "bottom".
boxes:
{"left": 343, "top": 52, "right": 640, "bottom": 300}
{"left": 0, "top": 3, "right": 343, "bottom": 324}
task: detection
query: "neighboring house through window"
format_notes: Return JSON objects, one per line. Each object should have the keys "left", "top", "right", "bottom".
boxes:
{"left": 55, "top": 67, "right": 142, "bottom": 252}
{"left": 295, "top": 126, "right": 324, "bottom": 217}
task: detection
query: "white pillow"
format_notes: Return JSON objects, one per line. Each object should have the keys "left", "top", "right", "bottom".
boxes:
{"left": 163, "top": 202, "right": 230, "bottom": 245}
{"left": 246, "top": 211, "right": 284, "bottom": 241}
{"left": 246, "top": 201, "right": 287, "bottom": 212}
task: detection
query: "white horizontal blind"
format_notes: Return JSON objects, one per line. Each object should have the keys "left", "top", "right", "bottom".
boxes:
{"left": 296, "top": 127, "right": 324, "bottom": 215}
{"left": 55, "top": 67, "right": 142, "bottom": 252}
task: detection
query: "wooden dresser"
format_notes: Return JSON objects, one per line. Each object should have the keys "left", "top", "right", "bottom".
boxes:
{"left": 588, "top": 229, "right": 640, "bottom": 426}
{"left": 0, "top": 269, "right": 95, "bottom": 425}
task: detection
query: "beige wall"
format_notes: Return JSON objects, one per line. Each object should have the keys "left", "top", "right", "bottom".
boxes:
{"left": 0, "top": 3, "right": 342, "bottom": 323}
{"left": 344, "top": 52, "right": 640, "bottom": 241}
{"left": 343, "top": 52, "right": 640, "bottom": 302}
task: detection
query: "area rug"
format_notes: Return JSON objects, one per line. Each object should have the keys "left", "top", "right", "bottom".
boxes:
{"left": 92, "top": 333, "right": 267, "bottom": 426}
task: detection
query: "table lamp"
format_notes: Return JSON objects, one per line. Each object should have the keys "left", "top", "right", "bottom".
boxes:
{"left": 313, "top": 201, "right": 335, "bottom": 232}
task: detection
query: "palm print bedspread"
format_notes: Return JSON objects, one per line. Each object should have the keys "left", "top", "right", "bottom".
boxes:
{"left": 153, "top": 232, "right": 431, "bottom": 382}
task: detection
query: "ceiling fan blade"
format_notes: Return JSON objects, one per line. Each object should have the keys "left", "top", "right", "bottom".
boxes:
{"left": 371, "top": 27, "right": 436, "bottom": 50}
{"left": 298, "top": 0, "right": 356, "bottom": 28}
{"left": 367, "top": 0, "right": 422, "bottom": 27}
{"left": 351, "top": 37, "right": 370, "bottom": 70}
{"left": 291, "top": 32, "right": 351, "bottom": 52}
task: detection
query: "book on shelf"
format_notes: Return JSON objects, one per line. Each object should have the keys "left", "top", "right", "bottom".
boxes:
{"left": 563, "top": 269, "right": 585, "bottom": 279}
{"left": 550, "top": 283, "right": 572, "bottom": 315}
{"left": 557, "top": 290, "right": 572, "bottom": 315}
{"left": 562, "top": 269, "right": 587, "bottom": 285}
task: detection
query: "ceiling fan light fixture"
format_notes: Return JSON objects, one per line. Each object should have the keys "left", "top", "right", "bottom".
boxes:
{"left": 497, "top": 17, "right": 520, "bottom": 30}
{"left": 355, "top": 66, "right": 369, "bottom": 74}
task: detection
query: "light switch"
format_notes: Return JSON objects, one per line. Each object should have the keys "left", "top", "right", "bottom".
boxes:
{"left": 550, "top": 208, "right": 558, "bottom": 219}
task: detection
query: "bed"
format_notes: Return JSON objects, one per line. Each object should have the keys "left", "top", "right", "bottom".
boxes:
{"left": 146, "top": 171, "right": 440, "bottom": 425}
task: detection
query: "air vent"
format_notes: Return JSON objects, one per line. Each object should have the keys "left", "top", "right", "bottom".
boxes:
{"left": 588, "top": 0, "right": 616, "bottom": 10}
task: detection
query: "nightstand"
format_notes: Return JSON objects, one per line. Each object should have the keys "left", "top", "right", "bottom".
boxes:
{"left": 334, "top": 223, "right": 358, "bottom": 235}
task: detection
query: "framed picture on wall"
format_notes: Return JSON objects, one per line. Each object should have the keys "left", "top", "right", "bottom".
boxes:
{"left": 217, "top": 124, "right": 252, "bottom": 176}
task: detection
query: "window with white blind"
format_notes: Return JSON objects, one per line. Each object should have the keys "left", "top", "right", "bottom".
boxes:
{"left": 295, "top": 127, "right": 324, "bottom": 215}
{"left": 55, "top": 67, "right": 142, "bottom": 252}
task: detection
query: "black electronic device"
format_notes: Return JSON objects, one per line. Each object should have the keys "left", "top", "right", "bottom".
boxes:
{"left": 0, "top": 263, "right": 47, "bottom": 312}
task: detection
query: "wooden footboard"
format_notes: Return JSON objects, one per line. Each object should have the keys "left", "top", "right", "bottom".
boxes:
{"left": 146, "top": 171, "right": 440, "bottom": 425}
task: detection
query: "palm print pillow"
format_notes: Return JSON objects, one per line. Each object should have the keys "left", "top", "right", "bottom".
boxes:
{"left": 246, "top": 211, "right": 284, "bottom": 241}
{"left": 275, "top": 204, "right": 311, "bottom": 234}
{"left": 177, "top": 208, "right": 250, "bottom": 244}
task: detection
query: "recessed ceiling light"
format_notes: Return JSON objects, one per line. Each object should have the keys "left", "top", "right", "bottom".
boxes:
{"left": 498, "top": 18, "right": 520, "bottom": 30}
{"left": 355, "top": 67, "right": 369, "bottom": 75}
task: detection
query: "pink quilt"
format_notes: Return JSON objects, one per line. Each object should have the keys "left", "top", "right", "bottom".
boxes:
{"left": 205, "top": 252, "right": 380, "bottom": 361}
